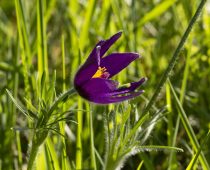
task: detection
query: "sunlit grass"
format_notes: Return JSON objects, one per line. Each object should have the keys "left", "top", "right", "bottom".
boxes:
{"left": 0, "top": 0, "right": 210, "bottom": 170}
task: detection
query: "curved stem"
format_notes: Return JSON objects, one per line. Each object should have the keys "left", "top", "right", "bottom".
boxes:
{"left": 142, "top": 0, "right": 206, "bottom": 115}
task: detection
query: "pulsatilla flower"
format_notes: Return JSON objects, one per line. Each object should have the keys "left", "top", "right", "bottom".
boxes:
{"left": 74, "top": 32, "right": 146, "bottom": 104}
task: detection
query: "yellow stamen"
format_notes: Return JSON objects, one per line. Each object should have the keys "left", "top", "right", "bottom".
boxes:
{"left": 92, "top": 67, "right": 108, "bottom": 78}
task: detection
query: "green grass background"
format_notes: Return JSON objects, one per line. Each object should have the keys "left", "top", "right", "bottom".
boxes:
{"left": 0, "top": 0, "right": 210, "bottom": 169}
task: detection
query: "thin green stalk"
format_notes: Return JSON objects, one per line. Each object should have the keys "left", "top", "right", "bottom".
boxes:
{"left": 142, "top": 0, "right": 206, "bottom": 115}
{"left": 186, "top": 130, "right": 210, "bottom": 170}
{"left": 14, "top": 2, "right": 28, "bottom": 167}
{"left": 168, "top": 35, "right": 193, "bottom": 170}
{"left": 76, "top": 98, "right": 83, "bottom": 169}
{"left": 45, "top": 138, "right": 61, "bottom": 170}
{"left": 27, "top": 129, "right": 48, "bottom": 170}
{"left": 14, "top": 35, "right": 22, "bottom": 168}
{"left": 137, "top": 161, "right": 144, "bottom": 170}
{"left": 169, "top": 80, "right": 210, "bottom": 169}
{"left": 15, "top": 0, "right": 30, "bottom": 100}
{"left": 16, "top": 132, "right": 23, "bottom": 168}
{"left": 26, "top": 88, "right": 76, "bottom": 169}
{"left": 166, "top": 82, "right": 173, "bottom": 160}
{"left": 90, "top": 105, "right": 96, "bottom": 170}
{"left": 60, "top": 34, "right": 68, "bottom": 170}
{"left": 79, "top": 0, "right": 96, "bottom": 51}
{"left": 37, "top": 0, "right": 48, "bottom": 78}
{"left": 44, "top": 0, "right": 56, "bottom": 24}
{"left": 169, "top": 117, "right": 180, "bottom": 169}
{"left": 16, "top": 0, "right": 32, "bottom": 64}
{"left": 61, "top": 36, "right": 66, "bottom": 97}
{"left": 27, "top": 143, "right": 39, "bottom": 170}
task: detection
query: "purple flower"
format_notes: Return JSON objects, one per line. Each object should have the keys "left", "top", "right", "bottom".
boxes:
{"left": 74, "top": 32, "right": 146, "bottom": 104}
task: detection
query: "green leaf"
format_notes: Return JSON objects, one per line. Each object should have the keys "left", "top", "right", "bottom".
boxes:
{"left": 137, "top": 0, "right": 177, "bottom": 27}
{"left": 169, "top": 80, "right": 210, "bottom": 169}
{"left": 24, "top": 98, "right": 38, "bottom": 119}
{"left": 135, "top": 145, "right": 183, "bottom": 153}
{"left": 186, "top": 130, "right": 210, "bottom": 170}
{"left": 6, "top": 89, "right": 32, "bottom": 119}
{"left": 137, "top": 161, "right": 144, "bottom": 170}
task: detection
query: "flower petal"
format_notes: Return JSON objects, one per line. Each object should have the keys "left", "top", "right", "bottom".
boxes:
{"left": 101, "top": 52, "right": 140, "bottom": 78}
{"left": 75, "top": 78, "right": 118, "bottom": 100}
{"left": 74, "top": 64, "right": 97, "bottom": 87}
{"left": 74, "top": 32, "right": 122, "bottom": 86}
{"left": 75, "top": 78, "right": 144, "bottom": 104}
{"left": 91, "top": 90, "right": 144, "bottom": 104}
{"left": 88, "top": 31, "right": 122, "bottom": 62}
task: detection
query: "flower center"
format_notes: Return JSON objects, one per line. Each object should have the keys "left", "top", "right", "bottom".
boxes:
{"left": 92, "top": 66, "right": 110, "bottom": 79}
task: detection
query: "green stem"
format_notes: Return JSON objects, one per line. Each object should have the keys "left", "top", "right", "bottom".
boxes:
{"left": 76, "top": 98, "right": 83, "bottom": 169}
{"left": 60, "top": 33, "right": 68, "bottom": 170}
{"left": 187, "top": 130, "right": 210, "bottom": 170}
{"left": 27, "top": 130, "right": 48, "bottom": 170}
{"left": 27, "top": 142, "right": 39, "bottom": 170}
{"left": 142, "top": 0, "right": 206, "bottom": 115}
{"left": 27, "top": 88, "right": 76, "bottom": 169}
{"left": 169, "top": 80, "right": 210, "bottom": 169}
{"left": 90, "top": 105, "right": 96, "bottom": 170}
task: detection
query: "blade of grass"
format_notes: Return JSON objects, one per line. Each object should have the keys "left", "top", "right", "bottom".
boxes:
{"left": 166, "top": 81, "right": 180, "bottom": 168}
{"left": 6, "top": 89, "right": 32, "bottom": 120}
{"left": 48, "top": 88, "right": 76, "bottom": 116}
{"left": 27, "top": 142, "right": 39, "bottom": 170}
{"left": 141, "top": 0, "right": 207, "bottom": 115}
{"left": 95, "top": 147, "right": 105, "bottom": 168}
{"left": 26, "top": 86, "right": 76, "bottom": 170}
{"left": 35, "top": 145, "right": 47, "bottom": 170}
{"left": 120, "top": 112, "right": 149, "bottom": 150}
{"left": 45, "top": 138, "right": 61, "bottom": 170}
{"left": 95, "top": 0, "right": 111, "bottom": 34}
{"left": 186, "top": 130, "right": 210, "bottom": 170}
{"left": 13, "top": 35, "right": 22, "bottom": 169}
{"left": 16, "top": 0, "right": 32, "bottom": 64}
{"left": 137, "top": 0, "right": 177, "bottom": 27}
{"left": 166, "top": 83, "right": 173, "bottom": 144}
{"left": 136, "top": 160, "right": 144, "bottom": 170}
{"left": 15, "top": 0, "right": 31, "bottom": 99}
{"left": 110, "top": 0, "right": 131, "bottom": 50}
{"left": 59, "top": 34, "right": 68, "bottom": 170}
{"left": 168, "top": 34, "right": 193, "bottom": 169}
{"left": 136, "top": 145, "right": 183, "bottom": 152}
{"left": 76, "top": 97, "right": 83, "bottom": 169}
{"left": 139, "top": 153, "right": 155, "bottom": 170}
{"left": 169, "top": 80, "right": 210, "bottom": 169}
{"left": 89, "top": 104, "right": 96, "bottom": 170}
{"left": 37, "top": 0, "right": 48, "bottom": 78}
{"left": 44, "top": 0, "right": 56, "bottom": 24}
{"left": 16, "top": 131, "right": 22, "bottom": 169}
{"left": 79, "top": 0, "right": 96, "bottom": 51}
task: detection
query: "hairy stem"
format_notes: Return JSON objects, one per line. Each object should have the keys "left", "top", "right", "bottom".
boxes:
{"left": 27, "top": 142, "right": 39, "bottom": 170}
{"left": 142, "top": 0, "right": 206, "bottom": 115}
{"left": 27, "top": 88, "right": 76, "bottom": 169}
